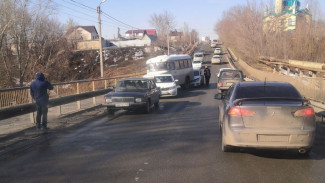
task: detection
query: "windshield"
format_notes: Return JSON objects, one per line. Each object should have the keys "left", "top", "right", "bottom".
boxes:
{"left": 154, "top": 76, "right": 174, "bottom": 83}
{"left": 193, "top": 61, "right": 201, "bottom": 64}
{"left": 194, "top": 54, "right": 203, "bottom": 57}
{"left": 116, "top": 80, "right": 148, "bottom": 91}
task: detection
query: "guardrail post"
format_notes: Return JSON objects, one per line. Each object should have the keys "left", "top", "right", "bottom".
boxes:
{"left": 287, "top": 67, "right": 291, "bottom": 76}
{"left": 28, "top": 89, "right": 35, "bottom": 124}
{"left": 92, "top": 81, "right": 96, "bottom": 105}
{"left": 56, "top": 86, "right": 61, "bottom": 116}
{"left": 76, "top": 83, "right": 81, "bottom": 109}
{"left": 104, "top": 79, "right": 108, "bottom": 89}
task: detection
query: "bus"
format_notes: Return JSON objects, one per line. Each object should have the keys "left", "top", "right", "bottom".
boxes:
{"left": 145, "top": 55, "right": 194, "bottom": 89}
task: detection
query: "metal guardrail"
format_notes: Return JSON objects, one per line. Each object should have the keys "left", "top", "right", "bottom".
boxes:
{"left": 0, "top": 88, "right": 112, "bottom": 120}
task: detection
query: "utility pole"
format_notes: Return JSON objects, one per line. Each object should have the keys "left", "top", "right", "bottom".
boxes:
{"left": 167, "top": 26, "right": 170, "bottom": 55}
{"left": 97, "top": 0, "right": 107, "bottom": 78}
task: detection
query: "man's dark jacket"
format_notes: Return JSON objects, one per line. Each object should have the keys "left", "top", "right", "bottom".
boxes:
{"left": 30, "top": 73, "right": 53, "bottom": 106}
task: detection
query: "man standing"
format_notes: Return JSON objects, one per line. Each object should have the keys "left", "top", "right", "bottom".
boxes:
{"left": 204, "top": 66, "right": 211, "bottom": 86}
{"left": 30, "top": 73, "right": 53, "bottom": 130}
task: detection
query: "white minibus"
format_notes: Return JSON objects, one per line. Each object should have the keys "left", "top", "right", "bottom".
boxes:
{"left": 145, "top": 55, "right": 194, "bottom": 89}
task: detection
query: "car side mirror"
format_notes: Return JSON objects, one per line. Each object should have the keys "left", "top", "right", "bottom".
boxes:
{"left": 214, "top": 94, "right": 223, "bottom": 100}
{"left": 174, "top": 79, "right": 179, "bottom": 83}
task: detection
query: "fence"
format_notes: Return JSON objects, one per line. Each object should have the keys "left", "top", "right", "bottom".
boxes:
{"left": 227, "top": 48, "right": 325, "bottom": 101}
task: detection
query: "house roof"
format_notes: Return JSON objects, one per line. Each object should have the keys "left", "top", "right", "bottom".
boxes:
{"left": 66, "top": 26, "right": 98, "bottom": 36}
{"left": 80, "top": 26, "right": 98, "bottom": 34}
{"left": 145, "top": 29, "right": 156, "bottom": 36}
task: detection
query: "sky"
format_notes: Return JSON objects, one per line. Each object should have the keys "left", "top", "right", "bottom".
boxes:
{"left": 50, "top": 0, "right": 325, "bottom": 40}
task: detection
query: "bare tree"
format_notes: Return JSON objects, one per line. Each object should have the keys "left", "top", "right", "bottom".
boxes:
{"left": 0, "top": 0, "right": 64, "bottom": 87}
{"left": 149, "top": 11, "right": 176, "bottom": 49}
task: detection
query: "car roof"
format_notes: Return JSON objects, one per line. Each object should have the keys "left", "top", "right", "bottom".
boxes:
{"left": 236, "top": 81, "right": 294, "bottom": 87}
{"left": 193, "top": 68, "right": 201, "bottom": 71}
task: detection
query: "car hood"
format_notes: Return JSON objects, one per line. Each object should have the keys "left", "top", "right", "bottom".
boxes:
{"left": 156, "top": 82, "right": 175, "bottom": 88}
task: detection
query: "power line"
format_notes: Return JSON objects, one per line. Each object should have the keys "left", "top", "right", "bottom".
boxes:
{"left": 101, "top": 12, "right": 140, "bottom": 30}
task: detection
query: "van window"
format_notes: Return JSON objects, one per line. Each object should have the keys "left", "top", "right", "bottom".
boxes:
{"left": 184, "top": 60, "right": 188, "bottom": 68}
{"left": 175, "top": 61, "right": 180, "bottom": 70}
{"left": 179, "top": 60, "right": 184, "bottom": 69}
{"left": 168, "top": 62, "right": 175, "bottom": 70}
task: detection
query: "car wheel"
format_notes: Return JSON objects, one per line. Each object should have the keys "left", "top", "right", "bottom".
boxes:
{"left": 107, "top": 108, "right": 115, "bottom": 116}
{"left": 144, "top": 101, "right": 151, "bottom": 114}
{"left": 181, "top": 77, "right": 190, "bottom": 90}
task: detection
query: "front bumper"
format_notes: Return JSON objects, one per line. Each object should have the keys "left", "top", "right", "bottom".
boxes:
{"left": 160, "top": 88, "right": 177, "bottom": 97}
{"left": 103, "top": 102, "right": 146, "bottom": 110}
{"left": 223, "top": 126, "right": 315, "bottom": 149}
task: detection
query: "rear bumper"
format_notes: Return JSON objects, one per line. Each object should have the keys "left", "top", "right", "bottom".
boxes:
{"left": 223, "top": 127, "right": 315, "bottom": 149}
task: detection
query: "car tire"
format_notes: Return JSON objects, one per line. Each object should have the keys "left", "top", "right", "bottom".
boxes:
{"left": 107, "top": 108, "right": 115, "bottom": 116}
{"left": 181, "top": 77, "right": 190, "bottom": 90}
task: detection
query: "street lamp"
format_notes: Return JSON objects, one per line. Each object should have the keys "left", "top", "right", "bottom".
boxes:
{"left": 97, "top": 0, "right": 107, "bottom": 78}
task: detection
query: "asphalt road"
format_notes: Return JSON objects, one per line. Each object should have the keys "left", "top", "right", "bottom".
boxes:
{"left": 1, "top": 44, "right": 325, "bottom": 183}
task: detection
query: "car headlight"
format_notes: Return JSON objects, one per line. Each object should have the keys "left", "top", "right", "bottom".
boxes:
{"left": 105, "top": 98, "right": 112, "bottom": 103}
{"left": 135, "top": 98, "right": 145, "bottom": 103}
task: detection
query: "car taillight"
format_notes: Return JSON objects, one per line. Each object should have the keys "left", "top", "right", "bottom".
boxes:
{"left": 294, "top": 108, "right": 315, "bottom": 117}
{"left": 228, "top": 107, "right": 255, "bottom": 117}
{"left": 218, "top": 82, "right": 223, "bottom": 87}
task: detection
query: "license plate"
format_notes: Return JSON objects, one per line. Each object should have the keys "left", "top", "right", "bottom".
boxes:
{"left": 258, "top": 135, "right": 289, "bottom": 142}
{"left": 115, "top": 103, "right": 129, "bottom": 107}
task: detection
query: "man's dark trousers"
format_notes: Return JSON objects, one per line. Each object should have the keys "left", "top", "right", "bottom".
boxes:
{"left": 36, "top": 104, "right": 48, "bottom": 129}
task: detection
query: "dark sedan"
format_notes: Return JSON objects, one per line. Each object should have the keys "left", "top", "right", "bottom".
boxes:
{"left": 215, "top": 82, "right": 316, "bottom": 154}
{"left": 103, "top": 78, "right": 160, "bottom": 115}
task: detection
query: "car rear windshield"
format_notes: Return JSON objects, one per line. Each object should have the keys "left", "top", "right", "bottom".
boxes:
{"left": 193, "top": 61, "right": 201, "bottom": 63}
{"left": 235, "top": 85, "right": 302, "bottom": 99}
{"left": 194, "top": 54, "right": 203, "bottom": 57}
{"left": 220, "top": 71, "right": 242, "bottom": 79}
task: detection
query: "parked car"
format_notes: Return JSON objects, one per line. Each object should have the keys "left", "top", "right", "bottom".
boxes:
{"left": 154, "top": 74, "right": 178, "bottom": 97}
{"left": 192, "top": 60, "right": 203, "bottom": 69}
{"left": 103, "top": 78, "right": 160, "bottom": 114}
{"left": 215, "top": 81, "right": 316, "bottom": 154}
{"left": 191, "top": 68, "right": 204, "bottom": 87}
{"left": 217, "top": 68, "right": 232, "bottom": 77}
{"left": 211, "top": 54, "right": 221, "bottom": 64}
{"left": 217, "top": 70, "right": 244, "bottom": 94}
{"left": 214, "top": 48, "right": 221, "bottom": 54}
{"left": 193, "top": 52, "right": 204, "bottom": 62}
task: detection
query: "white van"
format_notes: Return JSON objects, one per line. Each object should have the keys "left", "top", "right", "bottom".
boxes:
{"left": 145, "top": 55, "right": 194, "bottom": 89}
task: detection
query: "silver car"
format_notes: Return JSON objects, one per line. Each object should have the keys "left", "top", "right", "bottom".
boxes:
{"left": 215, "top": 82, "right": 316, "bottom": 154}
